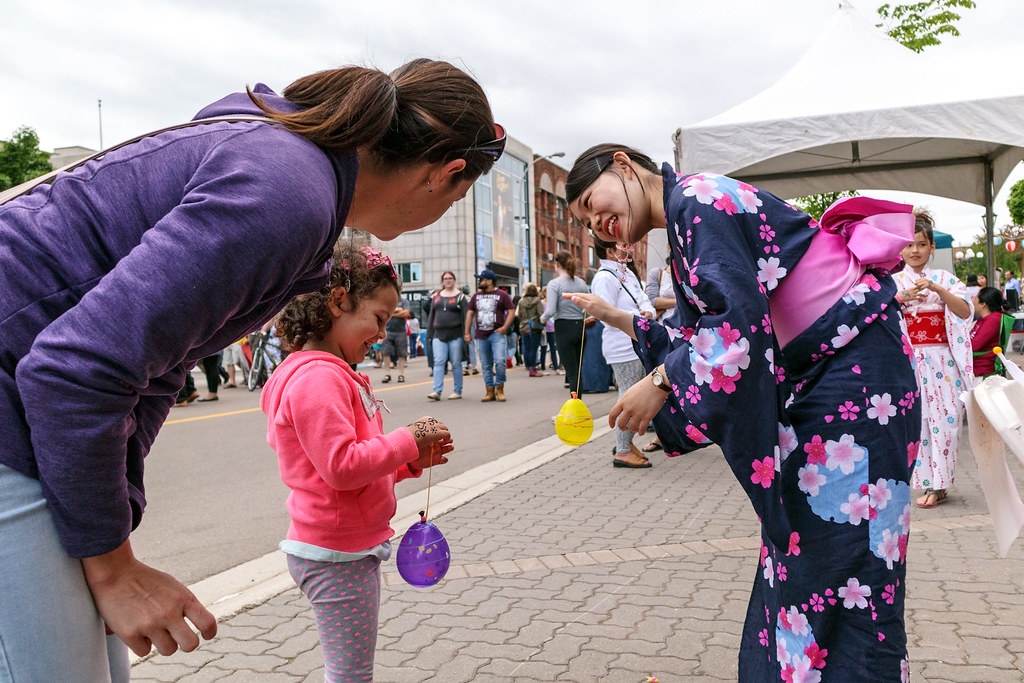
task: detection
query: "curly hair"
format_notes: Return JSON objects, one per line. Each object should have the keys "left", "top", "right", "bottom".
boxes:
{"left": 275, "top": 243, "right": 401, "bottom": 352}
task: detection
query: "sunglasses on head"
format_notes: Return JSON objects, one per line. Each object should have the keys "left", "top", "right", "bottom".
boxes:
{"left": 464, "top": 123, "right": 506, "bottom": 162}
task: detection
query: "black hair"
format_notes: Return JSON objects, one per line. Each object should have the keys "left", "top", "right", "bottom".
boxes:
{"left": 565, "top": 144, "right": 659, "bottom": 239}
{"left": 977, "top": 286, "right": 1004, "bottom": 313}
{"left": 275, "top": 243, "right": 401, "bottom": 352}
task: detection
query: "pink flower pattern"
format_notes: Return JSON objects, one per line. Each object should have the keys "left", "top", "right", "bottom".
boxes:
{"left": 628, "top": 172, "right": 916, "bottom": 681}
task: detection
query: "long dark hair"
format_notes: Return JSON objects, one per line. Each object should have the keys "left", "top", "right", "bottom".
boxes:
{"left": 275, "top": 244, "right": 401, "bottom": 352}
{"left": 566, "top": 144, "right": 659, "bottom": 205}
{"left": 250, "top": 58, "right": 497, "bottom": 182}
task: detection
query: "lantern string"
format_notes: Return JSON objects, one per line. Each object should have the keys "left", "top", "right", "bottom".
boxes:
{"left": 424, "top": 441, "right": 436, "bottom": 520}
{"left": 574, "top": 317, "right": 588, "bottom": 398}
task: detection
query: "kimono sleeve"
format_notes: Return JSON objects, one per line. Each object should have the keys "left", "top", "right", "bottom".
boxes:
{"left": 633, "top": 189, "right": 792, "bottom": 535}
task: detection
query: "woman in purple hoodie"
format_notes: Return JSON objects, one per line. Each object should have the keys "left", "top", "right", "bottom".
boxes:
{"left": 0, "top": 58, "right": 501, "bottom": 680}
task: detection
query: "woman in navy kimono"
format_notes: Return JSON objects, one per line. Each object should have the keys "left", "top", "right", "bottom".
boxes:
{"left": 565, "top": 144, "right": 920, "bottom": 682}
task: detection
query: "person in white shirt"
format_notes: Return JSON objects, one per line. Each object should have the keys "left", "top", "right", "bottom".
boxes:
{"left": 590, "top": 239, "right": 657, "bottom": 468}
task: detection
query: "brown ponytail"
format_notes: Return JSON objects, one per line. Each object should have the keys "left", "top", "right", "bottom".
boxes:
{"left": 555, "top": 251, "right": 577, "bottom": 279}
{"left": 250, "top": 58, "right": 497, "bottom": 182}
{"left": 249, "top": 67, "right": 397, "bottom": 155}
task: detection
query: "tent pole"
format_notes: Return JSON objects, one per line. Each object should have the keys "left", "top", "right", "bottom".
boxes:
{"left": 985, "top": 159, "right": 995, "bottom": 284}
{"left": 672, "top": 128, "right": 682, "bottom": 172}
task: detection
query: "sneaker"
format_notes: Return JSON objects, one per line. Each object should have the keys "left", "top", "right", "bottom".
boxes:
{"left": 427, "top": 392, "right": 441, "bottom": 401}
{"left": 447, "top": 393, "right": 462, "bottom": 400}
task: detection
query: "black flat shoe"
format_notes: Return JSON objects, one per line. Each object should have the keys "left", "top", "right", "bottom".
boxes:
{"left": 612, "top": 456, "right": 652, "bottom": 469}
{"left": 197, "top": 396, "right": 219, "bottom": 402}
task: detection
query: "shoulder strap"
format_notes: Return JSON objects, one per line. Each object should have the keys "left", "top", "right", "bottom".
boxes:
{"left": 0, "top": 115, "right": 274, "bottom": 205}
{"left": 599, "top": 268, "right": 639, "bottom": 306}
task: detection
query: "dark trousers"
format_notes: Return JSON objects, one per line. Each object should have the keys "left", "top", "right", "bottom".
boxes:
{"left": 554, "top": 318, "right": 585, "bottom": 396}
{"left": 200, "top": 353, "right": 222, "bottom": 395}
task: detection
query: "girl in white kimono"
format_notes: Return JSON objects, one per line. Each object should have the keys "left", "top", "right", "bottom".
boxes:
{"left": 894, "top": 210, "right": 974, "bottom": 508}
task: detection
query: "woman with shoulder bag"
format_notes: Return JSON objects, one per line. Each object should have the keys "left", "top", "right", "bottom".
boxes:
{"left": 517, "top": 283, "right": 546, "bottom": 376}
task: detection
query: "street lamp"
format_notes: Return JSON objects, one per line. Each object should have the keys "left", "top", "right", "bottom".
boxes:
{"left": 521, "top": 152, "right": 565, "bottom": 285}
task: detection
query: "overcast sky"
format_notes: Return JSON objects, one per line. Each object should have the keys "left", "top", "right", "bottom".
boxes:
{"left": 3, "top": 0, "right": 1023, "bottom": 244}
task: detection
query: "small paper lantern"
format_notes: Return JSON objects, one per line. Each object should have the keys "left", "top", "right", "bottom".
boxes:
{"left": 555, "top": 395, "right": 594, "bottom": 446}
{"left": 396, "top": 515, "right": 450, "bottom": 588}
{"left": 1007, "top": 240, "right": 1018, "bottom": 253}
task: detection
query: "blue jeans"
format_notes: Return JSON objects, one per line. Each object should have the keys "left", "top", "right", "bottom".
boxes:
{"left": 432, "top": 337, "right": 464, "bottom": 395}
{"left": 521, "top": 330, "right": 541, "bottom": 369}
{"left": 475, "top": 331, "right": 508, "bottom": 387}
{"left": 0, "top": 465, "right": 130, "bottom": 682}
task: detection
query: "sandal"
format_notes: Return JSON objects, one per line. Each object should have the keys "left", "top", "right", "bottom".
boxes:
{"left": 642, "top": 441, "right": 663, "bottom": 453}
{"left": 398, "top": 375, "right": 405, "bottom": 383}
{"left": 381, "top": 375, "right": 391, "bottom": 383}
{"left": 915, "top": 489, "right": 948, "bottom": 509}
{"left": 612, "top": 454, "right": 652, "bottom": 469}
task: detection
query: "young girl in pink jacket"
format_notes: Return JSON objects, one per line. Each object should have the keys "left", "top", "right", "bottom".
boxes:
{"left": 261, "top": 244, "right": 453, "bottom": 681}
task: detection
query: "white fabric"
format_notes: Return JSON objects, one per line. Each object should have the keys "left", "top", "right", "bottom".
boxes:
{"left": 673, "top": 1, "right": 1024, "bottom": 209}
{"left": 965, "top": 374, "right": 1024, "bottom": 557}
{"left": 590, "top": 259, "right": 655, "bottom": 364}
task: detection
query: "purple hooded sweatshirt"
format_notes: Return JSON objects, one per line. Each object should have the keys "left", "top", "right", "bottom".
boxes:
{"left": 0, "top": 85, "right": 357, "bottom": 557}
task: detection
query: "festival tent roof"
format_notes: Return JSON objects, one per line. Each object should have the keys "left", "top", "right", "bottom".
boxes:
{"left": 672, "top": 0, "right": 1024, "bottom": 262}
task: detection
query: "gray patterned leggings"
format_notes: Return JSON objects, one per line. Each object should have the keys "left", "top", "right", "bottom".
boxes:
{"left": 287, "top": 554, "right": 382, "bottom": 682}
{"left": 610, "top": 359, "right": 647, "bottom": 453}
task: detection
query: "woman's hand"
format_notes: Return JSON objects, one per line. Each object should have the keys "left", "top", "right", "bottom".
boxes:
{"left": 82, "top": 540, "right": 217, "bottom": 657}
{"left": 608, "top": 372, "right": 671, "bottom": 435}
{"left": 564, "top": 292, "right": 636, "bottom": 337}
{"left": 406, "top": 416, "right": 453, "bottom": 469}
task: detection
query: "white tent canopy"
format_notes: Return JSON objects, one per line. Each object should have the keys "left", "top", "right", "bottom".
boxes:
{"left": 672, "top": 1, "right": 1024, "bottom": 275}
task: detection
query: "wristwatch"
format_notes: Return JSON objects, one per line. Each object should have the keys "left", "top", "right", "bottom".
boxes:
{"left": 651, "top": 368, "right": 672, "bottom": 392}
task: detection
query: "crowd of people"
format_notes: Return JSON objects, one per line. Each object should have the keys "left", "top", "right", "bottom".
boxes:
{"left": 5, "top": 50, "right": 1022, "bottom": 683}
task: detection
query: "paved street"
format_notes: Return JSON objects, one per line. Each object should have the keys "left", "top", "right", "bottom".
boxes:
{"left": 130, "top": 392, "right": 1024, "bottom": 682}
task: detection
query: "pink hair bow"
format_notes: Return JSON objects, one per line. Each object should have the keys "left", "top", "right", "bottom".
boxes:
{"left": 361, "top": 246, "right": 398, "bottom": 280}
{"left": 818, "top": 196, "right": 915, "bottom": 271}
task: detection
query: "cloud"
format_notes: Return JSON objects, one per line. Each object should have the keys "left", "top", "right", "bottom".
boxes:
{"left": 2, "top": 0, "right": 1022, "bottom": 242}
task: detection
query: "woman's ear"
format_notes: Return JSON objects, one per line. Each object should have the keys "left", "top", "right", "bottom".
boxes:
{"left": 611, "top": 151, "right": 636, "bottom": 179}
{"left": 434, "top": 159, "right": 468, "bottom": 187}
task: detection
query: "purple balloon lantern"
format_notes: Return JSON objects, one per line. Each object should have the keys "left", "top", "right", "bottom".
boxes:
{"left": 396, "top": 515, "right": 450, "bottom": 588}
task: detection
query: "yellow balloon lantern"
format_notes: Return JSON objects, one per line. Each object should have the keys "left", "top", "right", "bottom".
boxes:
{"left": 555, "top": 396, "right": 594, "bottom": 446}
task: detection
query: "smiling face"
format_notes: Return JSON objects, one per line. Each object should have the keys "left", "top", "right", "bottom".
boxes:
{"left": 316, "top": 285, "right": 399, "bottom": 364}
{"left": 569, "top": 168, "right": 648, "bottom": 244}
{"left": 900, "top": 230, "right": 934, "bottom": 272}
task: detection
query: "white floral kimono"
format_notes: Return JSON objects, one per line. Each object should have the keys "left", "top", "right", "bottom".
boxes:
{"left": 893, "top": 265, "right": 974, "bottom": 490}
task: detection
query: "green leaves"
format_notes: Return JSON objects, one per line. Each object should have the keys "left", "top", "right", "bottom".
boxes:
{"left": 0, "top": 126, "right": 52, "bottom": 191}
{"left": 876, "top": 0, "right": 977, "bottom": 53}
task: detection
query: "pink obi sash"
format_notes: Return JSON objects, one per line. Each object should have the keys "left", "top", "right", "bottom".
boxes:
{"left": 906, "top": 310, "right": 947, "bottom": 345}
{"left": 771, "top": 197, "right": 915, "bottom": 348}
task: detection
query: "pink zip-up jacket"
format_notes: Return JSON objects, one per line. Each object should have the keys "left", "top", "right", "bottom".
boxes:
{"left": 260, "top": 350, "right": 421, "bottom": 552}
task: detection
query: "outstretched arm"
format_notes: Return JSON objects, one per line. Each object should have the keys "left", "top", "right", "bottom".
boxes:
{"left": 563, "top": 292, "right": 637, "bottom": 339}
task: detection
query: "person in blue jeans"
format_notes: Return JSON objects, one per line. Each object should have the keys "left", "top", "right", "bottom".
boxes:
{"left": 426, "top": 271, "right": 467, "bottom": 400}
{"left": 465, "top": 269, "right": 514, "bottom": 402}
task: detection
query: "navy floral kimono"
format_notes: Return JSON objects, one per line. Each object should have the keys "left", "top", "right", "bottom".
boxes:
{"left": 633, "top": 165, "right": 919, "bottom": 682}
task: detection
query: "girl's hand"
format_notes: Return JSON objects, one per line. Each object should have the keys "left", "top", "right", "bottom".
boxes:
{"left": 406, "top": 416, "right": 453, "bottom": 468}
{"left": 914, "top": 277, "right": 937, "bottom": 294}
{"left": 608, "top": 372, "right": 671, "bottom": 435}
{"left": 899, "top": 282, "right": 925, "bottom": 302}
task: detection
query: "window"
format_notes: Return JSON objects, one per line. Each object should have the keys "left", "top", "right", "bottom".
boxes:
{"left": 397, "top": 262, "right": 422, "bottom": 285}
